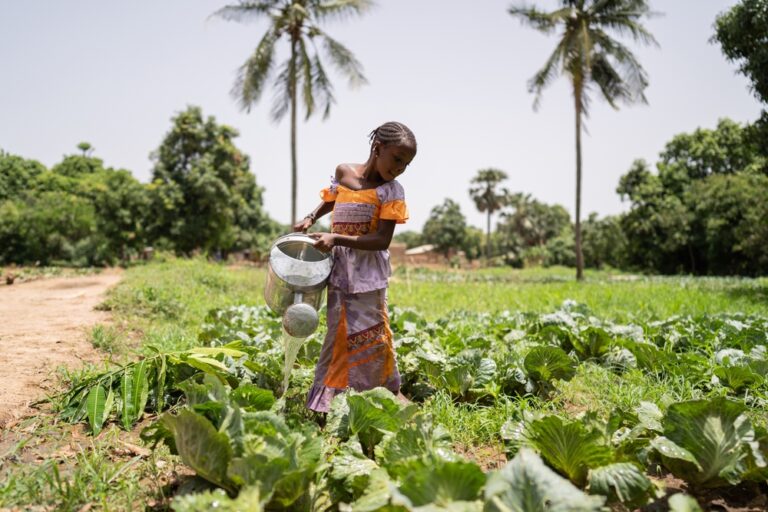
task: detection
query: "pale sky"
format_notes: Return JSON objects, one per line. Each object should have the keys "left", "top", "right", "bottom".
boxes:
{"left": 0, "top": 1, "right": 763, "bottom": 232}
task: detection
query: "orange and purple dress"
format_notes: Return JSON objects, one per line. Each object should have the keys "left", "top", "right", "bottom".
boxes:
{"left": 306, "top": 177, "right": 408, "bottom": 412}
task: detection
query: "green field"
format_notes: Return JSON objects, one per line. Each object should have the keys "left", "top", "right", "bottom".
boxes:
{"left": 2, "top": 259, "right": 767, "bottom": 511}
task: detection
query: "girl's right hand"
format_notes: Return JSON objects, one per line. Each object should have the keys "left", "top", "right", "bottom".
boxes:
{"left": 293, "top": 217, "right": 313, "bottom": 233}
{"left": 308, "top": 232, "right": 336, "bottom": 252}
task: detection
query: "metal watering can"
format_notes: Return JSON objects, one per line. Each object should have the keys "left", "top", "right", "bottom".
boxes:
{"left": 263, "top": 233, "right": 333, "bottom": 337}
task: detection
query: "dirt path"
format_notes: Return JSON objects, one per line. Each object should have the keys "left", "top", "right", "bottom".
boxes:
{"left": 0, "top": 270, "right": 123, "bottom": 427}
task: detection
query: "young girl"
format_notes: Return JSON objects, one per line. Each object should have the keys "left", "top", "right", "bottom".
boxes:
{"left": 292, "top": 121, "right": 417, "bottom": 413}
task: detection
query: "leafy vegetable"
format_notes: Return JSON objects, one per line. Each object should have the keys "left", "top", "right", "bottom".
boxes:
{"left": 484, "top": 448, "right": 605, "bottom": 511}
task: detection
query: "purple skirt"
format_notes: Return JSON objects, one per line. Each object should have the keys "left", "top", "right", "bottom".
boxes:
{"left": 307, "top": 286, "right": 401, "bottom": 412}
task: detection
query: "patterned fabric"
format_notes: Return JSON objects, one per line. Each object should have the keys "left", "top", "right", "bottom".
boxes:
{"left": 318, "top": 177, "right": 408, "bottom": 294}
{"left": 306, "top": 176, "right": 407, "bottom": 412}
{"left": 306, "top": 286, "right": 401, "bottom": 413}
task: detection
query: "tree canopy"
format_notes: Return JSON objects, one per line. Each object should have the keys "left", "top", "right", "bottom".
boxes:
{"left": 422, "top": 198, "right": 468, "bottom": 258}
{"left": 149, "top": 106, "right": 276, "bottom": 255}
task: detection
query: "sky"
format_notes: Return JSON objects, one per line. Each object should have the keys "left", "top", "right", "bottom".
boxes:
{"left": 0, "top": 0, "right": 763, "bottom": 232}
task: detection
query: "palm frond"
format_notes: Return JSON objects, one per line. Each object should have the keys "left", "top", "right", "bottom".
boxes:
{"left": 527, "top": 38, "right": 568, "bottom": 109}
{"left": 288, "top": 2, "right": 310, "bottom": 21}
{"left": 211, "top": 1, "right": 278, "bottom": 22}
{"left": 270, "top": 61, "right": 292, "bottom": 122}
{"left": 319, "top": 31, "right": 367, "bottom": 88}
{"left": 312, "top": 54, "right": 336, "bottom": 119}
{"left": 508, "top": 4, "right": 572, "bottom": 33}
{"left": 589, "top": 52, "right": 629, "bottom": 108}
{"left": 592, "top": 29, "right": 649, "bottom": 102}
{"left": 315, "top": 0, "right": 375, "bottom": 21}
{"left": 590, "top": 0, "right": 660, "bottom": 46}
{"left": 231, "top": 28, "right": 280, "bottom": 112}
{"left": 296, "top": 37, "right": 316, "bottom": 119}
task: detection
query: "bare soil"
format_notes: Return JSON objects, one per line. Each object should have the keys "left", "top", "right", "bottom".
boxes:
{"left": 0, "top": 270, "right": 122, "bottom": 428}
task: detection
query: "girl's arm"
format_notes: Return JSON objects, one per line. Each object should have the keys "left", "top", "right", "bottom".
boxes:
{"left": 293, "top": 200, "right": 335, "bottom": 232}
{"left": 310, "top": 219, "right": 396, "bottom": 252}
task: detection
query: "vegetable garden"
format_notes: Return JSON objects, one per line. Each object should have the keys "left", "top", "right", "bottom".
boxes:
{"left": 2, "top": 260, "right": 767, "bottom": 511}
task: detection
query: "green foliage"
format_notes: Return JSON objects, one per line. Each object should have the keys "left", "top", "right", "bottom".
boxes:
{"left": 587, "top": 462, "right": 655, "bottom": 507}
{"left": 0, "top": 149, "right": 150, "bottom": 266}
{"left": 484, "top": 448, "right": 605, "bottom": 512}
{"left": 499, "top": 193, "right": 571, "bottom": 250}
{"left": 519, "top": 415, "right": 614, "bottom": 487}
{"left": 668, "top": 493, "right": 704, "bottom": 512}
{"left": 469, "top": 168, "right": 509, "bottom": 259}
{"left": 422, "top": 198, "right": 468, "bottom": 258}
{"left": 148, "top": 106, "right": 276, "bottom": 256}
{"left": 714, "top": 0, "right": 768, "bottom": 105}
{"left": 0, "top": 150, "right": 45, "bottom": 202}
{"left": 172, "top": 488, "right": 266, "bottom": 512}
{"left": 581, "top": 213, "right": 627, "bottom": 270}
{"left": 649, "top": 398, "right": 766, "bottom": 487}
{"left": 618, "top": 119, "right": 768, "bottom": 275}
{"left": 688, "top": 173, "right": 768, "bottom": 275}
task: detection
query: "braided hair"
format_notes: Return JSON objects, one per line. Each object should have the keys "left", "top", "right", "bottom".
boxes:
{"left": 368, "top": 121, "right": 417, "bottom": 151}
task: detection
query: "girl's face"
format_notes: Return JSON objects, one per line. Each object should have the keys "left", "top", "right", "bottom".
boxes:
{"left": 374, "top": 142, "right": 416, "bottom": 181}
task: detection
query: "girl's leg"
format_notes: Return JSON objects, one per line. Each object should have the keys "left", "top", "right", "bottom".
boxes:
{"left": 307, "top": 286, "right": 346, "bottom": 413}
{"left": 346, "top": 288, "right": 401, "bottom": 394}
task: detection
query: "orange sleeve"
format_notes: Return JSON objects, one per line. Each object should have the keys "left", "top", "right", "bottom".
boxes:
{"left": 380, "top": 199, "right": 409, "bottom": 224}
{"left": 320, "top": 187, "right": 338, "bottom": 202}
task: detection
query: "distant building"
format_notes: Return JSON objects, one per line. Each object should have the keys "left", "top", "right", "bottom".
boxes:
{"left": 402, "top": 244, "right": 444, "bottom": 265}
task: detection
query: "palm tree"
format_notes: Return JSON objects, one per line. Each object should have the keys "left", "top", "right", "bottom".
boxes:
{"left": 213, "top": 0, "right": 372, "bottom": 225}
{"left": 509, "top": 0, "right": 657, "bottom": 280}
{"left": 469, "top": 168, "right": 510, "bottom": 261}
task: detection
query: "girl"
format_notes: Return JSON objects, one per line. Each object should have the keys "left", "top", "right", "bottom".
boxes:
{"left": 292, "top": 121, "right": 417, "bottom": 413}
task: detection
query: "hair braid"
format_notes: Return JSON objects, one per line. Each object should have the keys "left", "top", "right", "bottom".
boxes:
{"left": 368, "top": 121, "right": 417, "bottom": 150}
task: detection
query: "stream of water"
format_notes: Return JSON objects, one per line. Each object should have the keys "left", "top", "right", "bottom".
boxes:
{"left": 281, "top": 327, "right": 308, "bottom": 394}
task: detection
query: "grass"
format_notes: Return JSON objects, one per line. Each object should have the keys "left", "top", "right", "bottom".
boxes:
{"left": 0, "top": 415, "right": 178, "bottom": 510}
{"left": 390, "top": 266, "right": 768, "bottom": 321}
{"left": 99, "top": 256, "right": 266, "bottom": 353}
{"left": 3, "top": 258, "right": 767, "bottom": 509}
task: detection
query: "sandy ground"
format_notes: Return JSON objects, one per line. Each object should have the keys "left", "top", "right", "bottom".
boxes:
{"left": 0, "top": 270, "right": 122, "bottom": 427}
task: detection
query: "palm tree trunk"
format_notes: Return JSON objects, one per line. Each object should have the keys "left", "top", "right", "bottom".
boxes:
{"left": 574, "top": 90, "right": 585, "bottom": 281}
{"left": 289, "top": 37, "right": 298, "bottom": 227}
{"left": 486, "top": 210, "right": 491, "bottom": 263}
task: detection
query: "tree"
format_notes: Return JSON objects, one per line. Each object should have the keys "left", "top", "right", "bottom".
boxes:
{"left": 714, "top": 0, "right": 768, "bottom": 163}
{"left": 0, "top": 151, "right": 46, "bottom": 202}
{"left": 213, "top": 0, "right": 371, "bottom": 225}
{"left": 421, "top": 199, "right": 467, "bottom": 259}
{"left": 461, "top": 226, "right": 485, "bottom": 262}
{"left": 617, "top": 159, "right": 693, "bottom": 273}
{"left": 509, "top": 0, "right": 657, "bottom": 280}
{"left": 687, "top": 173, "right": 768, "bottom": 275}
{"left": 501, "top": 192, "right": 571, "bottom": 248}
{"left": 149, "top": 106, "right": 273, "bottom": 255}
{"left": 656, "top": 118, "right": 765, "bottom": 197}
{"left": 714, "top": 0, "right": 768, "bottom": 105}
{"left": 581, "top": 213, "right": 626, "bottom": 270}
{"left": 77, "top": 142, "right": 94, "bottom": 157}
{"left": 497, "top": 192, "right": 572, "bottom": 267}
{"left": 469, "top": 168, "right": 509, "bottom": 261}
{"left": 616, "top": 119, "right": 767, "bottom": 275}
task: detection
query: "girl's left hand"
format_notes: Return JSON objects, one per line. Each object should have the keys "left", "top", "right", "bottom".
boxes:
{"left": 309, "top": 232, "right": 336, "bottom": 252}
